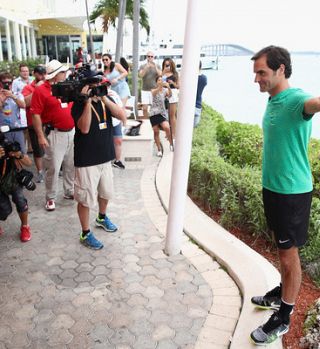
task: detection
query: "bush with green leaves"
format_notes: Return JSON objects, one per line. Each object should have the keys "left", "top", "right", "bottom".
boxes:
{"left": 216, "top": 120, "right": 263, "bottom": 167}
{"left": 0, "top": 58, "right": 44, "bottom": 78}
{"left": 189, "top": 104, "right": 320, "bottom": 285}
{"left": 190, "top": 105, "right": 267, "bottom": 236}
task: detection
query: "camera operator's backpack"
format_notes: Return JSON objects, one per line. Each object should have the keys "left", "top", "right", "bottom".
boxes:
{"left": 0, "top": 159, "right": 19, "bottom": 195}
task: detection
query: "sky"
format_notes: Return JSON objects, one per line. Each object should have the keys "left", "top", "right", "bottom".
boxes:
{"left": 142, "top": 0, "right": 320, "bottom": 52}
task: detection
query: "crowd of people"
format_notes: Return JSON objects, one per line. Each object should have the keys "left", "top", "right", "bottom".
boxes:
{"left": 0, "top": 52, "right": 205, "bottom": 246}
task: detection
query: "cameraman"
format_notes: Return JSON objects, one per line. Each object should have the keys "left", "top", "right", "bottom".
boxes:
{"left": 71, "top": 80, "right": 126, "bottom": 249}
{"left": 0, "top": 131, "right": 33, "bottom": 242}
{"left": 31, "top": 60, "right": 75, "bottom": 211}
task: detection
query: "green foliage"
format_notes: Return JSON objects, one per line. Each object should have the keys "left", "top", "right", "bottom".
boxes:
{"left": 190, "top": 107, "right": 267, "bottom": 235}
{"left": 309, "top": 138, "right": 320, "bottom": 198}
{"left": 0, "top": 58, "right": 43, "bottom": 78}
{"left": 91, "top": 0, "right": 150, "bottom": 34}
{"left": 216, "top": 120, "right": 263, "bottom": 167}
{"left": 189, "top": 104, "right": 320, "bottom": 284}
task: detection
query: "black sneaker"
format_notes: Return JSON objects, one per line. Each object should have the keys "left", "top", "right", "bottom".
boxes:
{"left": 250, "top": 311, "right": 289, "bottom": 345}
{"left": 251, "top": 285, "right": 281, "bottom": 310}
{"left": 112, "top": 160, "right": 125, "bottom": 169}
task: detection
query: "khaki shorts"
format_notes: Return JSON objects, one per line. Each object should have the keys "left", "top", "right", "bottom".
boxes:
{"left": 141, "top": 90, "right": 152, "bottom": 105}
{"left": 74, "top": 162, "right": 113, "bottom": 208}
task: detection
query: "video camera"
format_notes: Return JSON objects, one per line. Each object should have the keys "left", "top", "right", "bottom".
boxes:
{"left": 51, "top": 63, "right": 109, "bottom": 103}
{"left": 0, "top": 126, "right": 36, "bottom": 191}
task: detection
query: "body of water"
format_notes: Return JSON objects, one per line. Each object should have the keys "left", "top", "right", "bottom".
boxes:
{"left": 202, "top": 54, "right": 320, "bottom": 139}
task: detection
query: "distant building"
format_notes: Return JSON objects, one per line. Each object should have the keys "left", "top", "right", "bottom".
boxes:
{"left": 0, "top": 0, "right": 103, "bottom": 63}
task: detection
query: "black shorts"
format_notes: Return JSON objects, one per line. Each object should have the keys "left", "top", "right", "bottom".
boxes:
{"left": 149, "top": 114, "right": 167, "bottom": 127}
{"left": 28, "top": 127, "right": 44, "bottom": 158}
{"left": 263, "top": 188, "right": 312, "bottom": 249}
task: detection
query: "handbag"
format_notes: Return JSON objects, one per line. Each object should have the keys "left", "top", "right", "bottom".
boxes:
{"left": 0, "top": 159, "right": 19, "bottom": 195}
{"left": 164, "top": 97, "right": 169, "bottom": 110}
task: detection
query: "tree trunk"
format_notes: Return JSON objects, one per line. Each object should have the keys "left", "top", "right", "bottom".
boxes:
{"left": 115, "top": 0, "right": 127, "bottom": 62}
{"left": 132, "top": 0, "right": 140, "bottom": 115}
{"left": 85, "top": 0, "right": 95, "bottom": 64}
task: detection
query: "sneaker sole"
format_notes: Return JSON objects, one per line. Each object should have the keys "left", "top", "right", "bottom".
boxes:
{"left": 250, "top": 326, "right": 289, "bottom": 346}
{"left": 95, "top": 221, "right": 117, "bottom": 232}
{"left": 80, "top": 239, "right": 103, "bottom": 250}
{"left": 45, "top": 207, "right": 55, "bottom": 211}
{"left": 112, "top": 164, "right": 125, "bottom": 169}
{"left": 251, "top": 302, "right": 280, "bottom": 311}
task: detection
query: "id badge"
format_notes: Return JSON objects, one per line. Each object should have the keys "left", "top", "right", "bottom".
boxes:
{"left": 99, "top": 122, "right": 107, "bottom": 130}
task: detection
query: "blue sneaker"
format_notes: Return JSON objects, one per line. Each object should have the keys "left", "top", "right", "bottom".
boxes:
{"left": 80, "top": 231, "right": 103, "bottom": 250}
{"left": 95, "top": 216, "right": 118, "bottom": 232}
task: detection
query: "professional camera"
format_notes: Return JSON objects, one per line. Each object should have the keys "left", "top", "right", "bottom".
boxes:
{"left": 0, "top": 127, "right": 36, "bottom": 191}
{"left": 16, "top": 169, "right": 36, "bottom": 191}
{"left": 51, "top": 63, "right": 109, "bottom": 103}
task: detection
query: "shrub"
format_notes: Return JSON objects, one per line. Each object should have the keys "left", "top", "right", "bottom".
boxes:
{"left": 190, "top": 107, "right": 268, "bottom": 235}
{"left": 309, "top": 138, "right": 320, "bottom": 198}
{"left": 0, "top": 58, "right": 43, "bottom": 78}
{"left": 216, "top": 120, "right": 263, "bottom": 167}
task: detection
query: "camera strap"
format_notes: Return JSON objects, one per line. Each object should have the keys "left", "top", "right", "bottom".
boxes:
{"left": 91, "top": 101, "right": 107, "bottom": 129}
{"left": 1, "top": 159, "right": 6, "bottom": 178}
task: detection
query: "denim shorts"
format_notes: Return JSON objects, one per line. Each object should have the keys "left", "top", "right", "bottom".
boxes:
{"left": 0, "top": 186, "right": 28, "bottom": 220}
{"left": 112, "top": 122, "right": 123, "bottom": 138}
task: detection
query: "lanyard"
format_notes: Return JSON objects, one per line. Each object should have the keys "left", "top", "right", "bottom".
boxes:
{"left": 91, "top": 101, "right": 106, "bottom": 123}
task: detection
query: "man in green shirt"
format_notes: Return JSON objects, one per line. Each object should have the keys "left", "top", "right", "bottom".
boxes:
{"left": 250, "top": 46, "right": 320, "bottom": 345}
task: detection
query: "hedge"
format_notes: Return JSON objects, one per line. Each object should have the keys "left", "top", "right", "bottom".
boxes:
{"left": 0, "top": 58, "right": 44, "bottom": 78}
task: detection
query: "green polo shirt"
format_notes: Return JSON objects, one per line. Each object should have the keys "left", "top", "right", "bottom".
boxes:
{"left": 262, "top": 88, "right": 313, "bottom": 194}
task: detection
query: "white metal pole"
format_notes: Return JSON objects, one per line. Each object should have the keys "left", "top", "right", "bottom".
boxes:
{"left": 164, "top": 0, "right": 201, "bottom": 255}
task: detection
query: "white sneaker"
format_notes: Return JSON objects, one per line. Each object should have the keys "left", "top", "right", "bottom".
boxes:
{"left": 156, "top": 151, "right": 163, "bottom": 157}
{"left": 45, "top": 199, "right": 55, "bottom": 211}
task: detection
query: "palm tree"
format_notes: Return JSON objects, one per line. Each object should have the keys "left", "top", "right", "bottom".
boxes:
{"left": 90, "top": 0, "right": 150, "bottom": 56}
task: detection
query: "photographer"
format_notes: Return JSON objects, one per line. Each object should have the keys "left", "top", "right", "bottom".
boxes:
{"left": 0, "top": 129, "right": 33, "bottom": 242}
{"left": 31, "top": 60, "right": 75, "bottom": 211}
{"left": 71, "top": 80, "right": 126, "bottom": 249}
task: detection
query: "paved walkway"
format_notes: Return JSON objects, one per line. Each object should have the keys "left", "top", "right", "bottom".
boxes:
{"left": 0, "top": 156, "right": 240, "bottom": 349}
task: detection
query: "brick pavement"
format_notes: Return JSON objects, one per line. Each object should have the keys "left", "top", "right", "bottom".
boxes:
{"left": 0, "top": 157, "right": 227, "bottom": 349}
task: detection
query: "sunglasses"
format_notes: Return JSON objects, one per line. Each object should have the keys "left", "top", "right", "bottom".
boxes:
{"left": 102, "top": 58, "right": 110, "bottom": 62}
{"left": 147, "top": 55, "right": 154, "bottom": 58}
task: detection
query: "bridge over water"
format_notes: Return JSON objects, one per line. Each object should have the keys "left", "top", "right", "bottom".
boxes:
{"left": 201, "top": 44, "right": 254, "bottom": 56}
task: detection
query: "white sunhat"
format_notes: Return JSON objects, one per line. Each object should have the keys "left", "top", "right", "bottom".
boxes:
{"left": 45, "top": 59, "right": 69, "bottom": 80}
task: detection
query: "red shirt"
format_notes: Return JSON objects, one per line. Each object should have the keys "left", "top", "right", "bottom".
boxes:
{"left": 30, "top": 80, "right": 74, "bottom": 129}
{"left": 22, "top": 80, "right": 36, "bottom": 126}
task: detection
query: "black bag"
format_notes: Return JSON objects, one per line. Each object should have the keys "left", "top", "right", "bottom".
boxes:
{"left": 125, "top": 120, "right": 142, "bottom": 136}
{"left": 164, "top": 97, "right": 169, "bottom": 110}
{"left": 0, "top": 160, "right": 19, "bottom": 195}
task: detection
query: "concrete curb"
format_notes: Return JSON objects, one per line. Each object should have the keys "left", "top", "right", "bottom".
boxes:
{"left": 155, "top": 152, "right": 283, "bottom": 349}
